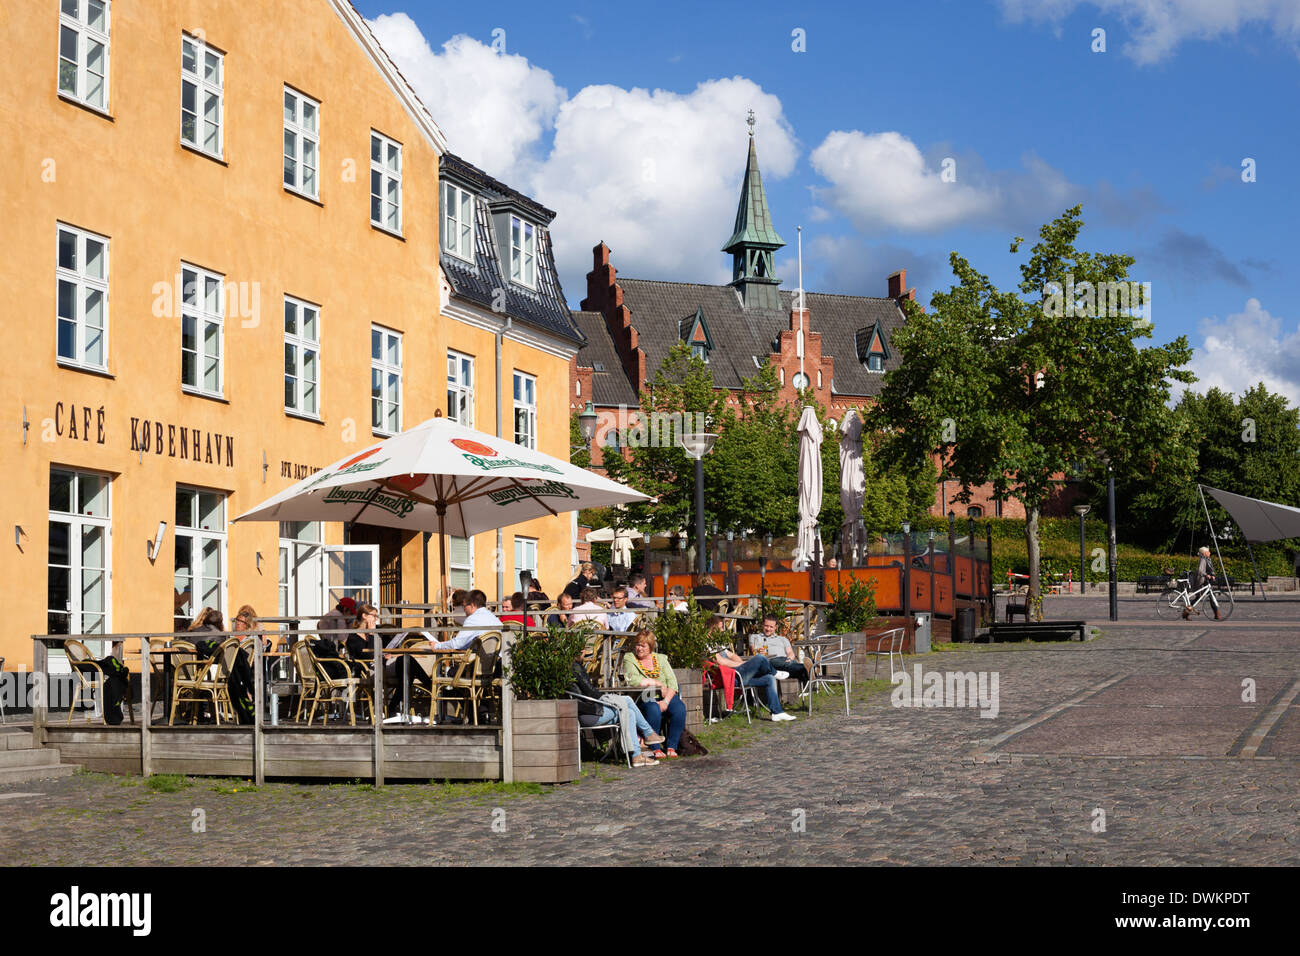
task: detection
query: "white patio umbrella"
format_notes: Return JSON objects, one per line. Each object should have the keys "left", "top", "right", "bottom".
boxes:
{"left": 839, "top": 409, "right": 865, "bottom": 564}
{"left": 234, "top": 417, "right": 650, "bottom": 600}
{"left": 587, "top": 525, "right": 640, "bottom": 568}
{"left": 794, "top": 406, "right": 824, "bottom": 571}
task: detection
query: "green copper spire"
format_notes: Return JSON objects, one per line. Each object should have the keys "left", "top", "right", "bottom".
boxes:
{"left": 724, "top": 111, "right": 784, "bottom": 310}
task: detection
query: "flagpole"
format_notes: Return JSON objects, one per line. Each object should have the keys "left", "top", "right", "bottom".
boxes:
{"left": 1198, "top": 484, "right": 1234, "bottom": 607}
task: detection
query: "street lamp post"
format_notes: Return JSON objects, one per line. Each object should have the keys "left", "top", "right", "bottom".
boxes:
{"left": 679, "top": 432, "right": 718, "bottom": 575}
{"left": 1073, "top": 504, "right": 1090, "bottom": 595}
{"left": 1107, "top": 464, "right": 1118, "bottom": 621}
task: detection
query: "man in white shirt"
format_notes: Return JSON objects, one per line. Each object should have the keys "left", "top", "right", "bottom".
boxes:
{"left": 626, "top": 573, "right": 655, "bottom": 609}
{"left": 749, "top": 614, "right": 810, "bottom": 684}
{"left": 569, "top": 587, "right": 609, "bottom": 629}
{"left": 606, "top": 586, "right": 638, "bottom": 632}
{"left": 431, "top": 589, "right": 502, "bottom": 649}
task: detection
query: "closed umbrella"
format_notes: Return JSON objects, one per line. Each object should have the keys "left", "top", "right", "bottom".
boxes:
{"left": 794, "top": 406, "right": 823, "bottom": 571}
{"left": 839, "top": 409, "right": 864, "bottom": 565}
{"left": 234, "top": 417, "right": 649, "bottom": 600}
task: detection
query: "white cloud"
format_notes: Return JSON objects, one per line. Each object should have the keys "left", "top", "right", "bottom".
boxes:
{"left": 367, "top": 16, "right": 565, "bottom": 180}
{"left": 999, "top": 0, "right": 1300, "bottom": 64}
{"left": 807, "top": 235, "right": 945, "bottom": 300}
{"left": 1185, "top": 298, "right": 1300, "bottom": 402}
{"left": 366, "top": 17, "right": 798, "bottom": 289}
{"left": 534, "top": 79, "right": 798, "bottom": 285}
{"left": 808, "top": 131, "right": 1076, "bottom": 234}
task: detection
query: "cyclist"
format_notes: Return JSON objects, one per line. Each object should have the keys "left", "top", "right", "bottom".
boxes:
{"left": 1190, "top": 545, "right": 1222, "bottom": 621}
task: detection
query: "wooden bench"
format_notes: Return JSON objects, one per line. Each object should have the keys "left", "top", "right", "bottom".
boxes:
{"left": 1004, "top": 597, "right": 1029, "bottom": 623}
{"left": 988, "top": 621, "right": 1087, "bottom": 643}
{"left": 1137, "top": 575, "right": 1172, "bottom": 594}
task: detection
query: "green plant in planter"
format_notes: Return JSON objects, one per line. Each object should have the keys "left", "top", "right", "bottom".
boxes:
{"left": 824, "top": 577, "right": 878, "bottom": 633}
{"left": 505, "top": 625, "right": 588, "bottom": 701}
{"left": 651, "top": 597, "right": 714, "bottom": 670}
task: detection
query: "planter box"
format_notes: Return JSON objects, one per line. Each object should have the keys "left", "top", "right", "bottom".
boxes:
{"left": 676, "top": 667, "right": 703, "bottom": 735}
{"left": 511, "top": 699, "right": 578, "bottom": 784}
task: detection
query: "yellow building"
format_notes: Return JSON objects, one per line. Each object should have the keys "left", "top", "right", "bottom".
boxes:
{"left": 0, "top": 0, "right": 583, "bottom": 669}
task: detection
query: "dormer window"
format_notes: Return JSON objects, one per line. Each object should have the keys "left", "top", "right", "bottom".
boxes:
{"left": 510, "top": 216, "right": 536, "bottom": 287}
{"left": 441, "top": 182, "right": 474, "bottom": 261}
{"left": 680, "top": 306, "right": 713, "bottom": 364}
{"left": 856, "top": 322, "right": 890, "bottom": 373}
{"left": 691, "top": 343, "right": 708, "bottom": 363}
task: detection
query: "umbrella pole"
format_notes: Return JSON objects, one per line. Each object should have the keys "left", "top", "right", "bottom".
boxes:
{"left": 1244, "top": 537, "right": 1267, "bottom": 600}
{"left": 438, "top": 504, "right": 449, "bottom": 611}
{"left": 1198, "top": 484, "right": 1234, "bottom": 607}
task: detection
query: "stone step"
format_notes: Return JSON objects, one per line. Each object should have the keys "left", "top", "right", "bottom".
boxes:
{"left": 1, "top": 731, "right": 34, "bottom": 750}
{"left": 0, "top": 762, "right": 79, "bottom": 786}
{"left": 0, "top": 748, "right": 63, "bottom": 770}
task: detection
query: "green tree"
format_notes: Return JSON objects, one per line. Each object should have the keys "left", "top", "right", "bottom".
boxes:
{"left": 871, "top": 206, "right": 1194, "bottom": 614}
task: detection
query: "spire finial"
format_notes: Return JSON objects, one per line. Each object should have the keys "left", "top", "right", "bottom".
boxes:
{"left": 746, "top": 109, "right": 755, "bottom": 135}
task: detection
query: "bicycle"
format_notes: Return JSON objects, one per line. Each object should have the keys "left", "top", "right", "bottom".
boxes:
{"left": 1155, "top": 576, "right": 1234, "bottom": 620}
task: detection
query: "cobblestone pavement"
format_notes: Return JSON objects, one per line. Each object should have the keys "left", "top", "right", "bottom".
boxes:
{"left": 3, "top": 596, "right": 1298, "bottom": 866}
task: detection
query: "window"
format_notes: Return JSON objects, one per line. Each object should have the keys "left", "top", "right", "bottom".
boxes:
{"left": 513, "top": 371, "right": 536, "bottom": 449}
{"left": 278, "top": 521, "right": 320, "bottom": 617}
{"left": 181, "top": 34, "right": 223, "bottom": 157}
{"left": 180, "top": 264, "right": 224, "bottom": 397}
{"left": 514, "top": 537, "right": 538, "bottom": 588}
{"left": 284, "top": 296, "right": 320, "bottom": 417}
{"left": 48, "top": 469, "right": 111, "bottom": 636}
{"left": 58, "top": 0, "right": 110, "bottom": 111}
{"left": 370, "top": 131, "right": 402, "bottom": 233}
{"left": 967, "top": 506, "right": 983, "bottom": 519}
{"left": 283, "top": 87, "right": 319, "bottom": 199}
{"left": 174, "top": 486, "right": 226, "bottom": 633}
{"left": 994, "top": 497, "right": 1003, "bottom": 518}
{"left": 449, "top": 535, "right": 473, "bottom": 591}
{"left": 600, "top": 429, "right": 621, "bottom": 451}
{"left": 371, "top": 326, "right": 402, "bottom": 435}
{"left": 691, "top": 343, "right": 708, "bottom": 363}
{"left": 509, "top": 216, "right": 535, "bottom": 287}
{"left": 56, "top": 223, "right": 109, "bottom": 370}
{"left": 441, "top": 182, "right": 474, "bottom": 260}
{"left": 446, "top": 350, "right": 474, "bottom": 426}
{"left": 867, "top": 354, "right": 883, "bottom": 372}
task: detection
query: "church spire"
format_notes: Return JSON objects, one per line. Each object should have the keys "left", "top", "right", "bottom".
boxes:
{"left": 723, "top": 111, "right": 785, "bottom": 310}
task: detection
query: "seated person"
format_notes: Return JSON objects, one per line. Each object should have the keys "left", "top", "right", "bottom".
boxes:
{"left": 428, "top": 589, "right": 501, "bottom": 650}
{"left": 343, "top": 604, "right": 385, "bottom": 677}
{"left": 748, "top": 613, "right": 810, "bottom": 685}
{"left": 315, "top": 597, "right": 357, "bottom": 658}
{"left": 568, "top": 659, "right": 664, "bottom": 767}
{"left": 621, "top": 629, "right": 687, "bottom": 757}
{"left": 569, "top": 587, "right": 609, "bottom": 629}
{"left": 692, "top": 573, "right": 725, "bottom": 612}
{"left": 448, "top": 589, "right": 469, "bottom": 624}
{"left": 667, "top": 584, "right": 689, "bottom": 611}
{"left": 625, "top": 572, "right": 655, "bottom": 609}
{"left": 563, "top": 562, "right": 602, "bottom": 602}
{"left": 546, "top": 591, "right": 577, "bottom": 629}
{"left": 498, "top": 591, "right": 538, "bottom": 627}
{"left": 706, "top": 617, "right": 796, "bottom": 722}
{"left": 605, "top": 586, "right": 639, "bottom": 632}
{"left": 526, "top": 579, "right": 550, "bottom": 608}
{"left": 382, "top": 631, "right": 435, "bottom": 718}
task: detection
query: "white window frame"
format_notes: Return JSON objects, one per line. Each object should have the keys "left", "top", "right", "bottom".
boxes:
{"left": 284, "top": 295, "right": 321, "bottom": 419}
{"left": 174, "top": 485, "right": 227, "bottom": 633}
{"left": 690, "top": 343, "right": 709, "bottom": 363}
{"left": 867, "top": 354, "right": 884, "bottom": 372}
{"left": 371, "top": 325, "right": 402, "bottom": 436}
{"left": 47, "top": 468, "right": 112, "bottom": 639}
{"left": 449, "top": 535, "right": 474, "bottom": 591}
{"left": 180, "top": 263, "right": 225, "bottom": 398}
{"left": 58, "top": 0, "right": 111, "bottom": 113}
{"left": 514, "top": 537, "right": 538, "bottom": 588}
{"left": 283, "top": 86, "right": 320, "bottom": 200}
{"left": 181, "top": 34, "right": 223, "bottom": 158}
{"left": 441, "top": 182, "right": 475, "bottom": 261}
{"left": 447, "top": 350, "right": 474, "bottom": 427}
{"left": 56, "top": 223, "right": 109, "bottom": 371}
{"left": 278, "top": 520, "right": 321, "bottom": 618}
{"left": 513, "top": 370, "right": 537, "bottom": 449}
{"left": 510, "top": 216, "right": 536, "bottom": 288}
{"left": 370, "top": 131, "right": 402, "bottom": 234}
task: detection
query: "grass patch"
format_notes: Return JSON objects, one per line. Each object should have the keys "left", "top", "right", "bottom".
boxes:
{"left": 207, "top": 778, "right": 259, "bottom": 794}
{"left": 145, "top": 774, "right": 192, "bottom": 793}
{"left": 428, "top": 780, "right": 547, "bottom": 798}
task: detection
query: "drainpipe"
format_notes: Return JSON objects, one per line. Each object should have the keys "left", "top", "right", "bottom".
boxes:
{"left": 496, "top": 316, "right": 512, "bottom": 605}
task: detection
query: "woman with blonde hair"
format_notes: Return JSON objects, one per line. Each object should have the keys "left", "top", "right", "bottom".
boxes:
{"left": 622, "top": 629, "right": 686, "bottom": 758}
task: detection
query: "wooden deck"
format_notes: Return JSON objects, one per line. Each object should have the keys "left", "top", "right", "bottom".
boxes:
{"left": 41, "top": 724, "right": 503, "bottom": 782}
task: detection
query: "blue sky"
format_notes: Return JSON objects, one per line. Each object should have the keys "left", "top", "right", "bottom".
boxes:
{"left": 353, "top": 0, "right": 1300, "bottom": 400}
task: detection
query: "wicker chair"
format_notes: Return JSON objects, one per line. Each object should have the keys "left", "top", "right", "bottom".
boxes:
{"left": 169, "top": 638, "right": 237, "bottom": 725}
{"left": 473, "top": 631, "right": 504, "bottom": 722}
{"left": 431, "top": 647, "right": 480, "bottom": 724}
{"left": 296, "top": 640, "right": 362, "bottom": 726}
{"left": 64, "top": 639, "right": 135, "bottom": 726}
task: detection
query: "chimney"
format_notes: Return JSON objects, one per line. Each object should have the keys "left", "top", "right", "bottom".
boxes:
{"left": 888, "top": 269, "right": 915, "bottom": 304}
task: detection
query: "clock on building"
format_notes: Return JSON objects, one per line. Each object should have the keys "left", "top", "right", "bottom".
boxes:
{"left": 792, "top": 371, "right": 809, "bottom": 389}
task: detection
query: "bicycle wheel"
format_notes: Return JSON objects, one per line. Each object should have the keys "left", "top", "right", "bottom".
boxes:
{"left": 1212, "top": 590, "right": 1235, "bottom": 620}
{"left": 1155, "top": 589, "right": 1184, "bottom": 620}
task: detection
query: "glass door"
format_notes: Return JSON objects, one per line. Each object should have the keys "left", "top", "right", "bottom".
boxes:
{"left": 322, "top": 545, "right": 379, "bottom": 611}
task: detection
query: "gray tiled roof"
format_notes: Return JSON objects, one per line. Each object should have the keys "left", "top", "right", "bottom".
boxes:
{"left": 439, "top": 153, "right": 583, "bottom": 346}
{"left": 572, "top": 310, "right": 639, "bottom": 407}
{"left": 610, "top": 279, "right": 908, "bottom": 397}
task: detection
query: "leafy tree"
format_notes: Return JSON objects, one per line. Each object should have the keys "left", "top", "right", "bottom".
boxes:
{"left": 870, "top": 206, "right": 1194, "bottom": 614}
